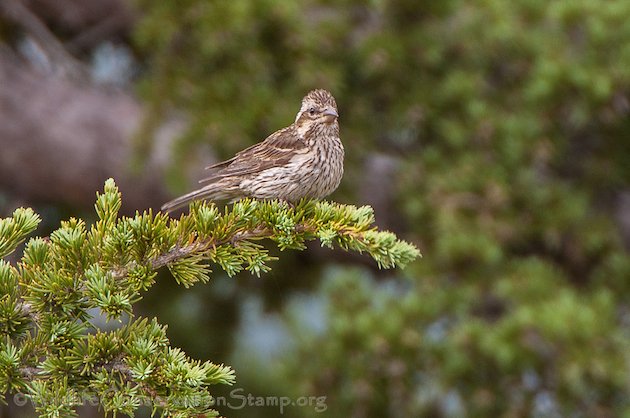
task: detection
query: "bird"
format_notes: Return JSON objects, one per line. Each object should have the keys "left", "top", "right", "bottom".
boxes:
{"left": 161, "top": 89, "right": 344, "bottom": 212}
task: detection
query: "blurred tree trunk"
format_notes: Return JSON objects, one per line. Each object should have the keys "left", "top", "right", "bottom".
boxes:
{"left": 27, "top": 0, "right": 135, "bottom": 54}
{"left": 0, "top": 48, "right": 176, "bottom": 213}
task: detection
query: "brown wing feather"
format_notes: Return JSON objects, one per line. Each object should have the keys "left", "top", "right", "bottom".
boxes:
{"left": 199, "top": 125, "right": 306, "bottom": 183}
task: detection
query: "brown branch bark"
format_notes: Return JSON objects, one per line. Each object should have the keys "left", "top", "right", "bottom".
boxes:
{"left": 112, "top": 226, "right": 276, "bottom": 279}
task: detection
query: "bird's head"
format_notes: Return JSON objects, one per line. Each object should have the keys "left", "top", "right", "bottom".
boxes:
{"left": 295, "top": 89, "right": 339, "bottom": 128}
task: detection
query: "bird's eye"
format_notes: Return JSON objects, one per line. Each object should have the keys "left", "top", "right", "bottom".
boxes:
{"left": 308, "top": 108, "right": 317, "bottom": 116}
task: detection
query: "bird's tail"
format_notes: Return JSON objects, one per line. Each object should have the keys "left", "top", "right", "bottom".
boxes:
{"left": 161, "top": 181, "right": 240, "bottom": 213}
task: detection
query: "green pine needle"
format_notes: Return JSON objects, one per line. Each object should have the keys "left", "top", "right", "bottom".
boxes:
{"left": 0, "top": 178, "right": 420, "bottom": 417}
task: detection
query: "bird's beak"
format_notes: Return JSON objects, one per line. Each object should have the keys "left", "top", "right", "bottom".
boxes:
{"left": 322, "top": 108, "right": 339, "bottom": 123}
{"left": 323, "top": 109, "right": 339, "bottom": 118}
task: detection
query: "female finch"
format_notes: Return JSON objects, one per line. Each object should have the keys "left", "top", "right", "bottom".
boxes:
{"left": 161, "top": 89, "right": 344, "bottom": 212}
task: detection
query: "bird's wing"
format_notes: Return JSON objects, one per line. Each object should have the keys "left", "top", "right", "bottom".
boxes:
{"left": 199, "top": 126, "right": 307, "bottom": 183}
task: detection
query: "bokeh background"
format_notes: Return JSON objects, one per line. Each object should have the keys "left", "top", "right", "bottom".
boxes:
{"left": 2, "top": 0, "right": 630, "bottom": 417}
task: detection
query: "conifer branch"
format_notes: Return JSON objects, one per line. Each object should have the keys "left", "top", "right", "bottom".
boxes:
{"left": 0, "top": 179, "right": 420, "bottom": 417}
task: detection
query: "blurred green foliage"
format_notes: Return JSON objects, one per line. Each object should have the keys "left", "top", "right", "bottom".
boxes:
{"left": 134, "top": 0, "right": 630, "bottom": 416}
